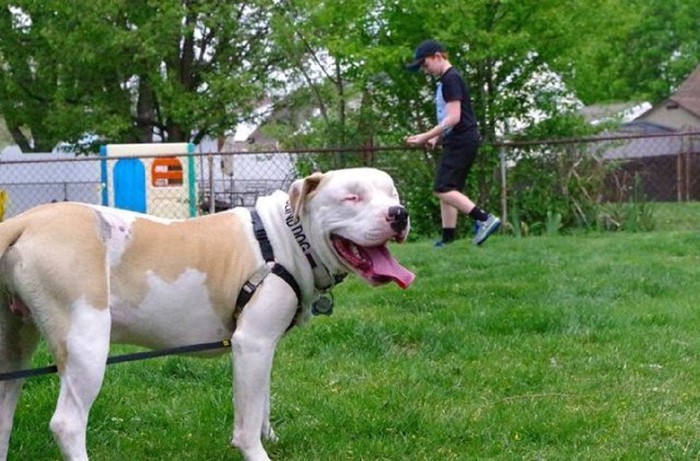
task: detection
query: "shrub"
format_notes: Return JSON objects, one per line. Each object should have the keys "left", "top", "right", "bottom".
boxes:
{"left": 503, "top": 141, "right": 612, "bottom": 234}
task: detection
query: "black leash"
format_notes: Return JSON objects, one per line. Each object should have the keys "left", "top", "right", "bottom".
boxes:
{"left": 0, "top": 340, "right": 230, "bottom": 382}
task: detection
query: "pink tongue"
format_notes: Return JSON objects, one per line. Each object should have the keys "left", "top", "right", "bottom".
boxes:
{"left": 364, "top": 246, "right": 416, "bottom": 289}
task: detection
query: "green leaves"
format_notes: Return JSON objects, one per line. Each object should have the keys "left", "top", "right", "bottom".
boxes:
{"left": 0, "top": 1, "right": 695, "bottom": 153}
{"left": 0, "top": 1, "right": 274, "bottom": 150}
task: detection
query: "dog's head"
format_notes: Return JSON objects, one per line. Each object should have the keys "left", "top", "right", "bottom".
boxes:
{"left": 289, "top": 168, "right": 415, "bottom": 289}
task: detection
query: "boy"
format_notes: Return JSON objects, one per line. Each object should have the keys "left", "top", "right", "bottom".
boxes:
{"left": 405, "top": 39, "right": 500, "bottom": 246}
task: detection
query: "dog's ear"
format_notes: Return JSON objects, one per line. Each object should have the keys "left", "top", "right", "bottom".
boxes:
{"left": 288, "top": 172, "right": 324, "bottom": 217}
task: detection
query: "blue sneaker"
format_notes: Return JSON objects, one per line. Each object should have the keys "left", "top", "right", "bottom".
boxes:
{"left": 434, "top": 240, "right": 445, "bottom": 248}
{"left": 473, "top": 214, "right": 501, "bottom": 245}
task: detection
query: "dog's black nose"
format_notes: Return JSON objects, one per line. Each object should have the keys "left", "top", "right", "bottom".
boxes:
{"left": 388, "top": 206, "right": 409, "bottom": 232}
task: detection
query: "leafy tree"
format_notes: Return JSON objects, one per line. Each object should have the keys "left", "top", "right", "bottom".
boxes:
{"left": 2, "top": 0, "right": 694, "bottom": 154}
{"left": 0, "top": 0, "right": 277, "bottom": 151}
{"left": 564, "top": 0, "right": 700, "bottom": 104}
{"left": 618, "top": 0, "right": 699, "bottom": 102}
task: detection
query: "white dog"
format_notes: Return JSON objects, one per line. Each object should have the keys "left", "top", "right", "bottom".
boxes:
{"left": 0, "top": 168, "right": 414, "bottom": 461}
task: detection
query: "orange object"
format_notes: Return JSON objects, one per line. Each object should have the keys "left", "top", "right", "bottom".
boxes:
{"left": 151, "top": 157, "right": 183, "bottom": 187}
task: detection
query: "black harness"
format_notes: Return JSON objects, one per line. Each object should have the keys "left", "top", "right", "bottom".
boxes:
{"left": 235, "top": 209, "right": 302, "bottom": 312}
{"left": 235, "top": 206, "right": 348, "bottom": 327}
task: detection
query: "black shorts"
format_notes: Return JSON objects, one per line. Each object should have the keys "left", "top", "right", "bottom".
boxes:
{"left": 434, "top": 138, "right": 479, "bottom": 193}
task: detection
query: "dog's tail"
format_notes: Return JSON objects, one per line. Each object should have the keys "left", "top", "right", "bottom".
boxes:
{"left": 0, "top": 212, "right": 31, "bottom": 258}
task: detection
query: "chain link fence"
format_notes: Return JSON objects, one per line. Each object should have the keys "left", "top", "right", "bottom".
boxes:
{"left": 1, "top": 131, "right": 699, "bottom": 232}
{"left": 495, "top": 131, "right": 700, "bottom": 230}
{"left": 501, "top": 130, "right": 700, "bottom": 200}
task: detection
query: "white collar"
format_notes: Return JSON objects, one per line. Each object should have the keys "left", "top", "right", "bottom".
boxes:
{"left": 283, "top": 201, "right": 345, "bottom": 292}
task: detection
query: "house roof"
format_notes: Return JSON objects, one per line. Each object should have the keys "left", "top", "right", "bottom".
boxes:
{"left": 669, "top": 64, "right": 700, "bottom": 118}
{"left": 620, "top": 119, "right": 677, "bottom": 134}
{"left": 580, "top": 102, "right": 648, "bottom": 123}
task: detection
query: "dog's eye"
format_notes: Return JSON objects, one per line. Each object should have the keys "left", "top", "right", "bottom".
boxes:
{"left": 343, "top": 194, "right": 361, "bottom": 203}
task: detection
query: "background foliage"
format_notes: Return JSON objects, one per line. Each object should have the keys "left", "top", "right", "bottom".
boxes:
{"left": 1, "top": 0, "right": 696, "bottom": 149}
{"left": 0, "top": 0, "right": 696, "bottom": 235}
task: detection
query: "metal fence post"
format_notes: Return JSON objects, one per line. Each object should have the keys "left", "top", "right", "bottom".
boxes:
{"left": 499, "top": 144, "right": 508, "bottom": 227}
{"left": 207, "top": 151, "right": 215, "bottom": 214}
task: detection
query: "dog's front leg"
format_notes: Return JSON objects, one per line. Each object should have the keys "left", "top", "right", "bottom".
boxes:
{"left": 230, "top": 277, "right": 298, "bottom": 461}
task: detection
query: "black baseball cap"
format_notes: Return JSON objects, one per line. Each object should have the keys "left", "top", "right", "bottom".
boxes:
{"left": 406, "top": 39, "right": 445, "bottom": 71}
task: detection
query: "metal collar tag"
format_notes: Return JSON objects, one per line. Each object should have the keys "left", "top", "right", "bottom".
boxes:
{"left": 311, "top": 292, "right": 334, "bottom": 316}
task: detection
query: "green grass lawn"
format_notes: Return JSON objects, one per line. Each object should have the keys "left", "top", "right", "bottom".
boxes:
{"left": 8, "top": 203, "right": 700, "bottom": 460}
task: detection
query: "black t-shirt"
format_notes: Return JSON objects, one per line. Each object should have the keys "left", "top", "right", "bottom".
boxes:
{"left": 439, "top": 67, "right": 480, "bottom": 143}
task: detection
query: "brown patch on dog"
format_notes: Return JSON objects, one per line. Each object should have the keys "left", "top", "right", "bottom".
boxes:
{"left": 110, "top": 211, "right": 258, "bottom": 327}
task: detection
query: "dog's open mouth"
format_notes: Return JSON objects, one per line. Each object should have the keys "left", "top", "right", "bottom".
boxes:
{"left": 331, "top": 235, "right": 415, "bottom": 289}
